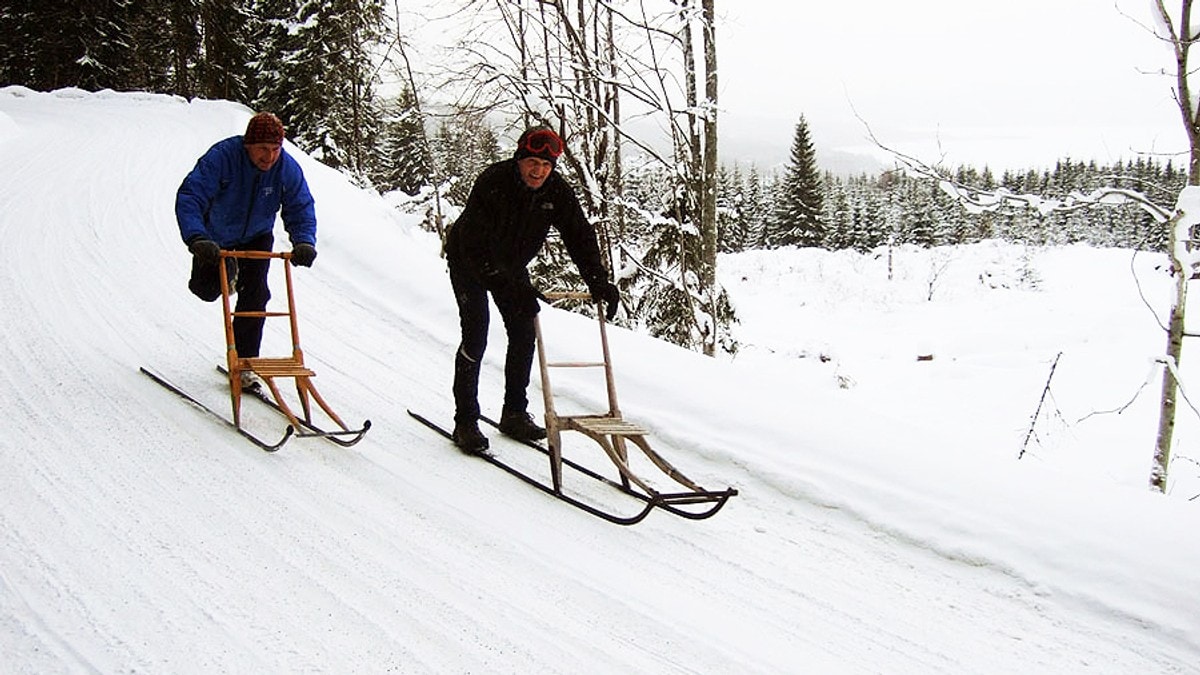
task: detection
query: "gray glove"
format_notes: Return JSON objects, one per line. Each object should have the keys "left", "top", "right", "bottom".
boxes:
{"left": 188, "top": 237, "right": 220, "bottom": 265}
{"left": 291, "top": 243, "right": 317, "bottom": 267}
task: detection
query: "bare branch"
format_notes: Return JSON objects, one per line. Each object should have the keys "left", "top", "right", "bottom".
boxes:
{"left": 856, "top": 109, "right": 1176, "bottom": 222}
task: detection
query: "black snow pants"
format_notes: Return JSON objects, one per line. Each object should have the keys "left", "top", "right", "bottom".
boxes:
{"left": 186, "top": 231, "right": 274, "bottom": 358}
{"left": 447, "top": 260, "right": 537, "bottom": 424}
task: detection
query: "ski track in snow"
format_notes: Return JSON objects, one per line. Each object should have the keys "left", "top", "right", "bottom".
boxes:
{"left": 1, "top": 87, "right": 1198, "bottom": 673}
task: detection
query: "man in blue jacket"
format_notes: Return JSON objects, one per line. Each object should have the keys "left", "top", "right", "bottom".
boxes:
{"left": 444, "top": 126, "right": 620, "bottom": 454}
{"left": 175, "top": 112, "right": 318, "bottom": 382}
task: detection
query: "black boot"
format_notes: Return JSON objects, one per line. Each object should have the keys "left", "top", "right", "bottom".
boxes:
{"left": 498, "top": 408, "right": 546, "bottom": 441}
{"left": 452, "top": 419, "right": 489, "bottom": 455}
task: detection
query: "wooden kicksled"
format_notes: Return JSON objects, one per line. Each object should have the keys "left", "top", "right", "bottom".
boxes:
{"left": 217, "top": 250, "right": 370, "bottom": 449}
{"left": 535, "top": 291, "right": 736, "bottom": 519}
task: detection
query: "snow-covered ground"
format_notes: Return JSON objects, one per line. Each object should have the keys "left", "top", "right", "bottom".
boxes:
{"left": 2, "top": 87, "right": 1199, "bottom": 673}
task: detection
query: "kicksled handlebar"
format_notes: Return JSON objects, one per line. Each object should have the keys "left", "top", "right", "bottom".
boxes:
{"left": 541, "top": 290, "right": 593, "bottom": 302}
{"left": 219, "top": 249, "right": 295, "bottom": 262}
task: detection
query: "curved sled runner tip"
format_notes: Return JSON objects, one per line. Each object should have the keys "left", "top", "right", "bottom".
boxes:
{"left": 296, "top": 418, "right": 371, "bottom": 447}
{"left": 140, "top": 366, "right": 297, "bottom": 453}
{"left": 239, "top": 424, "right": 295, "bottom": 453}
{"left": 651, "top": 488, "right": 738, "bottom": 520}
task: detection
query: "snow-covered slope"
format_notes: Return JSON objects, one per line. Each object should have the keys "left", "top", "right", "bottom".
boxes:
{"left": 2, "top": 87, "right": 1198, "bottom": 673}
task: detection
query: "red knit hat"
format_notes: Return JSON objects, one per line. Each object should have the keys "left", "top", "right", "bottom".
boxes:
{"left": 513, "top": 127, "right": 564, "bottom": 164}
{"left": 244, "top": 112, "right": 285, "bottom": 146}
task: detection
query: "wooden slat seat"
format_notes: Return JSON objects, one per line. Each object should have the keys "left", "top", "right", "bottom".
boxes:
{"left": 563, "top": 415, "right": 648, "bottom": 437}
{"left": 241, "top": 357, "right": 314, "bottom": 378}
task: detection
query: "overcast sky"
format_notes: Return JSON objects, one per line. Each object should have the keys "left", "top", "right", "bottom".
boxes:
{"left": 718, "top": 0, "right": 1187, "bottom": 174}
{"left": 401, "top": 1, "right": 1186, "bottom": 175}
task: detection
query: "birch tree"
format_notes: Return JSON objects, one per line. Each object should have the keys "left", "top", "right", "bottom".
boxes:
{"left": 1146, "top": 0, "right": 1200, "bottom": 492}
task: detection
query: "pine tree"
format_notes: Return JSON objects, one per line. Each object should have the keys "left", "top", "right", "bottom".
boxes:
{"left": 767, "top": 115, "right": 823, "bottom": 248}
{"left": 904, "top": 180, "right": 936, "bottom": 247}
{"left": 373, "top": 88, "right": 431, "bottom": 196}
{"left": 0, "top": 1, "right": 252, "bottom": 101}
{"left": 821, "top": 176, "right": 851, "bottom": 250}
{"left": 743, "top": 164, "right": 768, "bottom": 249}
{"left": 636, "top": 204, "right": 706, "bottom": 348}
{"left": 434, "top": 115, "right": 499, "bottom": 208}
{"left": 716, "top": 164, "right": 747, "bottom": 253}
{"left": 195, "top": 0, "right": 254, "bottom": 102}
{"left": 253, "top": 0, "right": 385, "bottom": 179}
{"left": 162, "top": 0, "right": 201, "bottom": 98}
{"left": 0, "top": 4, "right": 35, "bottom": 87}
{"left": 120, "top": 1, "right": 179, "bottom": 93}
{"left": 851, "top": 177, "right": 884, "bottom": 252}
{"left": 1, "top": 1, "right": 143, "bottom": 91}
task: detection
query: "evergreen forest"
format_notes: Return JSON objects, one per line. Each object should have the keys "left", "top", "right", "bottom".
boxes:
{"left": 1, "top": 1, "right": 1183, "bottom": 355}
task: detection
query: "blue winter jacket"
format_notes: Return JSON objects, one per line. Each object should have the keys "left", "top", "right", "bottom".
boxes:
{"left": 175, "top": 136, "right": 317, "bottom": 248}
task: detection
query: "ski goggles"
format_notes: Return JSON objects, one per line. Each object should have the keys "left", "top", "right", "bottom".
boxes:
{"left": 520, "top": 129, "right": 564, "bottom": 159}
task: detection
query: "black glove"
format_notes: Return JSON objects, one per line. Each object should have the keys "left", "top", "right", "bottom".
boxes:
{"left": 291, "top": 243, "right": 317, "bottom": 267}
{"left": 589, "top": 281, "right": 620, "bottom": 321}
{"left": 188, "top": 237, "right": 220, "bottom": 265}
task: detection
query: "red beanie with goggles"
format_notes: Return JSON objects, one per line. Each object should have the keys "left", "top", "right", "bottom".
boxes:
{"left": 244, "top": 112, "right": 285, "bottom": 146}
{"left": 513, "top": 127, "right": 564, "bottom": 165}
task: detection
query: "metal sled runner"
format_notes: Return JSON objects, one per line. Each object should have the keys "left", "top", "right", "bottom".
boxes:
{"left": 534, "top": 291, "right": 736, "bottom": 520}
{"left": 218, "top": 250, "right": 370, "bottom": 449}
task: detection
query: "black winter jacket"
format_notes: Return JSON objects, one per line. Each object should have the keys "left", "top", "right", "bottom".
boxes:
{"left": 445, "top": 159, "right": 607, "bottom": 288}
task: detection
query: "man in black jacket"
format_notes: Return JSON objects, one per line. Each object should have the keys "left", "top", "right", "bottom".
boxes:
{"left": 444, "top": 126, "right": 620, "bottom": 454}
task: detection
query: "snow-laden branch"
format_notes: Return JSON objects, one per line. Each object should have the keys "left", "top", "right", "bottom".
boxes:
{"left": 865, "top": 128, "right": 1176, "bottom": 224}
{"left": 851, "top": 102, "right": 1177, "bottom": 223}
{"left": 936, "top": 181, "right": 1174, "bottom": 222}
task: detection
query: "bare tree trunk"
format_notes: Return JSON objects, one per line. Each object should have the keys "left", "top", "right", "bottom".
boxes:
{"left": 1151, "top": 0, "right": 1200, "bottom": 492}
{"left": 608, "top": 7, "right": 625, "bottom": 276}
{"left": 674, "top": 0, "right": 704, "bottom": 347}
{"left": 700, "top": 0, "right": 718, "bottom": 356}
{"left": 1154, "top": 265, "right": 1187, "bottom": 491}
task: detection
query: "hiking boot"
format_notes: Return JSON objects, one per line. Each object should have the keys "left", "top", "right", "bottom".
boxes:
{"left": 498, "top": 409, "right": 546, "bottom": 441}
{"left": 452, "top": 420, "right": 489, "bottom": 455}
{"left": 238, "top": 370, "right": 263, "bottom": 394}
